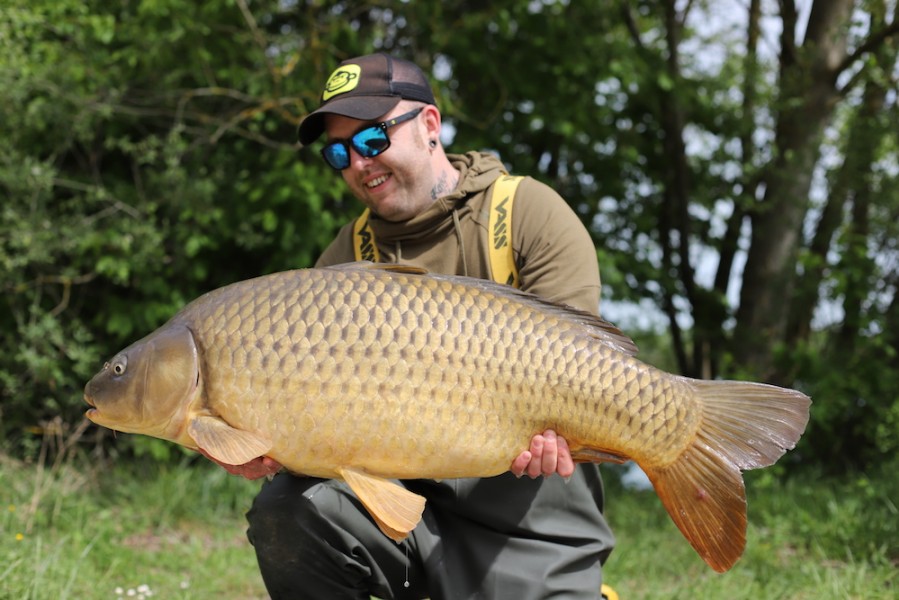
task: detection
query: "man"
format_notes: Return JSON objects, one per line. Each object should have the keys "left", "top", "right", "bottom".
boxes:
{"left": 217, "top": 53, "right": 615, "bottom": 599}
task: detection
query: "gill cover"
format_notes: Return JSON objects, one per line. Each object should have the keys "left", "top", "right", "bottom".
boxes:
{"left": 85, "top": 324, "right": 201, "bottom": 440}
{"left": 140, "top": 324, "right": 201, "bottom": 431}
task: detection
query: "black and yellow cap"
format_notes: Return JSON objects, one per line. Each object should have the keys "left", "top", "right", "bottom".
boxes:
{"left": 298, "top": 53, "right": 435, "bottom": 146}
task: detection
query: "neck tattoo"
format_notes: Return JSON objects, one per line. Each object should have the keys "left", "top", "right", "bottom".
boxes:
{"left": 430, "top": 169, "right": 459, "bottom": 201}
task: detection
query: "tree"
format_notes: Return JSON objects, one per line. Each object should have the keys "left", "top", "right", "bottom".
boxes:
{"left": 2, "top": 0, "right": 897, "bottom": 469}
{"left": 431, "top": 0, "right": 899, "bottom": 467}
{"left": 0, "top": 0, "right": 347, "bottom": 452}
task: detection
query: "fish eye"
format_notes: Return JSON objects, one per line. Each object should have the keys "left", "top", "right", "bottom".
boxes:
{"left": 111, "top": 357, "right": 127, "bottom": 376}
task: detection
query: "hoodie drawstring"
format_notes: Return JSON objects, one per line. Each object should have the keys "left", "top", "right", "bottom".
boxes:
{"left": 452, "top": 208, "right": 469, "bottom": 278}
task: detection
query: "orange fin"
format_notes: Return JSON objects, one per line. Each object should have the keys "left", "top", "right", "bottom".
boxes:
{"left": 187, "top": 415, "right": 272, "bottom": 465}
{"left": 338, "top": 467, "right": 426, "bottom": 542}
{"left": 643, "top": 438, "right": 747, "bottom": 573}
{"left": 644, "top": 379, "right": 810, "bottom": 572}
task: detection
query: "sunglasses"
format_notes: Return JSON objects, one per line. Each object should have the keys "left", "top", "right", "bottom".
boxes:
{"left": 320, "top": 107, "right": 424, "bottom": 170}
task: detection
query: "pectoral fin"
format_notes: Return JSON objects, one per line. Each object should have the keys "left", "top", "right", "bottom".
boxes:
{"left": 338, "top": 467, "right": 426, "bottom": 542}
{"left": 188, "top": 415, "right": 272, "bottom": 465}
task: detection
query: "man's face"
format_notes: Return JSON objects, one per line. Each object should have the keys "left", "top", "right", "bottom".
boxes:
{"left": 323, "top": 104, "right": 436, "bottom": 222}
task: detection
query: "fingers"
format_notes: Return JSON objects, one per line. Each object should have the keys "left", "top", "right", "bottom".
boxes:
{"left": 524, "top": 431, "right": 554, "bottom": 478}
{"left": 196, "top": 448, "right": 282, "bottom": 480}
{"left": 556, "top": 435, "right": 575, "bottom": 479}
{"left": 510, "top": 451, "right": 532, "bottom": 478}
{"left": 231, "top": 457, "right": 281, "bottom": 480}
{"left": 540, "top": 430, "right": 559, "bottom": 476}
{"left": 259, "top": 456, "right": 284, "bottom": 477}
{"left": 524, "top": 433, "right": 545, "bottom": 478}
{"left": 230, "top": 457, "right": 281, "bottom": 480}
{"left": 508, "top": 430, "right": 574, "bottom": 479}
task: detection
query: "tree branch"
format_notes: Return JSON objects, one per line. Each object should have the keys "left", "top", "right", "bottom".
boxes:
{"left": 836, "top": 20, "right": 899, "bottom": 81}
{"left": 619, "top": 2, "right": 646, "bottom": 51}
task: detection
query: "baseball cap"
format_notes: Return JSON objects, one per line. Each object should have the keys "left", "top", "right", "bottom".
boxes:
{"left": 297, "top": 53, "right": 436, "bottom": 146}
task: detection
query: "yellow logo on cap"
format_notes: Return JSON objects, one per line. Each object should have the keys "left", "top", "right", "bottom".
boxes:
{"left": 322, "top": 64, "right": 361, "bottom": 101}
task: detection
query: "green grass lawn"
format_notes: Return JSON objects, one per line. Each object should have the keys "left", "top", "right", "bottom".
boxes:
{"left": 1, "top": 451, "right": 267, "bottom": 599}
{"left": 601, "top": 463, "right": 898, "bottom": 599}
{"left": 1, "top": 451, "right": 896, "bottom": 599}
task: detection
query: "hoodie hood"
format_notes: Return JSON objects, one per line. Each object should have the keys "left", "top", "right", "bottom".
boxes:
{"left": 366, "top": 151, "right": 507, "bottom": 245}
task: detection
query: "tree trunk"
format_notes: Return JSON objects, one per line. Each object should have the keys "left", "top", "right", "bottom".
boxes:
{"left": 787, "top": 78, "right": 886, "bottom": 350}
{"left": 657, "top": 0, "right": 697, "bottom": 376}
{"left": 732, "top": 0, "right": 853, "bottom": 383}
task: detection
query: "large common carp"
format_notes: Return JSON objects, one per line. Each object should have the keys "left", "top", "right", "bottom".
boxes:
{"left": 84, "top": 262, "right": 810, "bottom": 572}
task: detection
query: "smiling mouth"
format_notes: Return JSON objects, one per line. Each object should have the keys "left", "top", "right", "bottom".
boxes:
{"left": 366, "top": 174, "right": 390, "bottom": 188}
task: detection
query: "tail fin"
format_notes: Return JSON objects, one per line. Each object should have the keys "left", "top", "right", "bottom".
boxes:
{"left": 642, "top": 379, "right": 810, "bottom": 572}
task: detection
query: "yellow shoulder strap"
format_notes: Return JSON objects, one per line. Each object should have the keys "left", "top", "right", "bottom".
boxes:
{"left": 353, "top": 208, "right": 380, "bottom": 262}
{"left": 352, "top": 175, "right": 522, "bottom": 287}
{"left": 488, "top": 175, "right": 523, "bottom": 288}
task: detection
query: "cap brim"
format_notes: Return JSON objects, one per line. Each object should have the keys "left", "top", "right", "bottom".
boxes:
{"left": 297, "top": 96, "right": 402, "bottom": 146}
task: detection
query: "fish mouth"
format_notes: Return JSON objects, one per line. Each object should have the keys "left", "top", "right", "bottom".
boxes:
{"left": 83, "top": 394, "right": 99, "bottom": 419}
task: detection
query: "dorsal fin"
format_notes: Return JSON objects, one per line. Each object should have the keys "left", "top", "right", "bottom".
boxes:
{"left": 325, "top": 261, "right": 429, "bottom": 276}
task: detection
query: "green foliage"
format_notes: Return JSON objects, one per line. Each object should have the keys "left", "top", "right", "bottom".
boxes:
{"left": 787, "top": 328, "right": 899, "bottom": 470}
{"left": 2, "top": 0, "right": 898, "bottom": 473}
{"left": 0, "top": 0, "right": 345, "bottom": 454}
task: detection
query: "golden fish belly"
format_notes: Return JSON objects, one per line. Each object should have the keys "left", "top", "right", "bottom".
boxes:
{"left": 184, "top": 267, "right": 699, "bottom": 478}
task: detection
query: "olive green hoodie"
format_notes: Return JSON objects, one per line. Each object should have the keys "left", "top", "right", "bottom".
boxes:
{"left": 315, "top": 150, "right": 614, "bottom": 583}
{"left": 316, "top": 151, "right": 602, "bottom": 314}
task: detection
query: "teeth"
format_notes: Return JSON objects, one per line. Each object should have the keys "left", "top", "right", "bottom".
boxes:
{"left": 366, "top": 175, "right": 389, "bottom": 188}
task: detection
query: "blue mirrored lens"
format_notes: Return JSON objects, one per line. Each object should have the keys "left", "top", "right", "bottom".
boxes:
{"left": 322, "top": 143, "right": 350, "bottom": 170}
{"left": 352, "top": 126, "right": 390, "bottom": 157}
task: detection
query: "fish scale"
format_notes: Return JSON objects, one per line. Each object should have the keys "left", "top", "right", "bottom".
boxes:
{"left": 84, "top": 261, "right": 810, "bottom": 572}
{"left": 187, "top": 266, "right": 720, "bottom": 471}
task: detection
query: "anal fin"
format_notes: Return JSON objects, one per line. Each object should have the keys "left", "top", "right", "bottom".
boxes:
{"left": 338, "top": 467, "right": 426, "bottom": 542}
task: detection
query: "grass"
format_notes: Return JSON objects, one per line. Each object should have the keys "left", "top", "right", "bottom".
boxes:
{"left": 601, "top": 463, "right": 898, "bottom": 599}
{"left": 1, "top": 449, "right": 266, "bottom": 599}
{"left": 2, "top": 445, "right": 896, "bottom": 599}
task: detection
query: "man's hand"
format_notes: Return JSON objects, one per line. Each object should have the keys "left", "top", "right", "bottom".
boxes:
{"left": 197, "top": 448, "right": 283, "bottom": 480}
{"left": 510, "top": 430, "right": 575, "bottom": 479}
